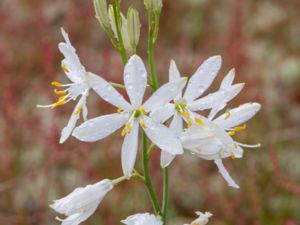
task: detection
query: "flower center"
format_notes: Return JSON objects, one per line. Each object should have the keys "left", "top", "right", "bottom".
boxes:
{"left": 175, "top": 99, "right": 204, "bottom": 127}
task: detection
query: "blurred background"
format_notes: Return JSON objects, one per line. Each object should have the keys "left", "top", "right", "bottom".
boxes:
{"left": 0, "top": 0, "right": 300, "bottom": 224}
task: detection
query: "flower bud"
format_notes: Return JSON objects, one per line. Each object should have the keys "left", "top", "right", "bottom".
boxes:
{"left": 144, "top": 0, "right": 163, "bottom": 13}
{"left": 126, "top": 7, "right": 141, "bottom": 54}
{"left": 93, "top": 0, "right": 110, "bottom": 30}
{"left": 108, "top": 4, "right": 119, "bottom": 38}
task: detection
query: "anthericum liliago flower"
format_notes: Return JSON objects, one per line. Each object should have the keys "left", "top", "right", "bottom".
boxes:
{"left": 184, "top": 211, "right": 213, "bottom": 225}
{"left": 37, "top": 28, "right": 96, "bottom": 144}
{"left": 181, "top": 102, "right": 261, "bottom": 188}
{"left": 121, "top": 213, "right": 163, "bottom": 225}
{"left": 50, "top": 179, "right": 113, "bottom": 225}
{"left": 73, "top": 55, "right": 186, "bottom": 177}
{"left": 150, "top": 56, "right": 245, "bottom": 167}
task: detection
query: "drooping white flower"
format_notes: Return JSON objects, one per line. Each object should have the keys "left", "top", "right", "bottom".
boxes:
{"left": 151, "top": 56, "right": 245, "bottom": 167}
{"left": 50, "top": 179, "right": 113, "bottom": 225}
{"left": 184, "top": 211, "right": 213, "bottom": 225}
{"left": 37, "top": 28, "right": 95, "bottom": 144}
{"left": 181, "top": 103, "right": 261, "bottom": 188}
{"left": 121, "top": 213, "right": 163, "bottom": 225}
{"left": 73, "top": 55, "right": 186, "bottom": 177}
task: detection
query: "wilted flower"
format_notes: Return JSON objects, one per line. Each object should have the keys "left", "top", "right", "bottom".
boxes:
{"left": 184, "top": 211, "right": 213, "bottom": 225}
{"left": 121, "top": 213, "right": 163, "bottom": 225}
{"left": 73, "top": 55, "right": 186, "bottom": 177}
{"left": 37, "top": 28, "right": 96, "bottom": 144}
{"left": 181, "top": 103, "right": 261, "bottom": 188}
{"left": 151, "top": 56, "right": 244, "bottom": 167}
{"left": 50, "top": 179, "right": 113, "bottom": 225}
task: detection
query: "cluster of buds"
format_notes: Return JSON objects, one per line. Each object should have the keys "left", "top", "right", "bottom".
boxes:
{"left": 144, "top": 0, "right": 163, "bottom": 14}
{"left": 93, "top": 0, "right": 141, "bottom": 55}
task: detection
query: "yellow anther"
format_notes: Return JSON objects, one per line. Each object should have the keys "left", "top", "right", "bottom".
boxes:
{"left": 231, "top": 153, "right": 236, "bottom": 159}
{"left": 58, "top": 95, "right": 68, "bottom": 101}
{"left": 73, "top": 105, "right": 83, "bottom": 116}
{"left": 228, "top": 131, "right": 236, "bottom": 136}
{"left": 61, "top": 63, "right": 69, "bottom": 73}
{"left": 51, "top": 100, "right": 66, "bottom": 109}
{"left": 233, "top": 124, "right": 247, "bottom": 132}
{"left": 194, "top": 117, "right": 205, "bottom": 126}
{"left": 51, "top": 81, "right": 63, "bottom": 87}
{"left": 181, "top": 111, "right": 190, "bottom": 120}
{"left": 54, "top": 89, "right": 67, "bottom": 95}
{"left": 225, "top": 111, "right": 231, "bottom": 120}
{"left": 121, "top": 128, "right": 127, "bottom": 137}
{"left": 125, "top": 122, "right": 132, "bottom": 132}
{"left": 117, "top": 108, "right": 123, "bottom": 114}
{"left": 139, "top": 120, "right": 147, "bottom": 129}
{"left": 140, "top": 106, "right": 147, "bottom": 115}
{"left": 187, "top": 120, "right": 192, "bottom": 128}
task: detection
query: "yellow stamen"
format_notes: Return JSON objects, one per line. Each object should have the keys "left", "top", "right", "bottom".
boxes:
{"left": 61, "top": 63, "right": 69, "bottom": 73}
{"left": 73, "top": 105, "right": 83, "bottom": 116}
{"left": 194, "top": 117, "right": 205, "bottom": 126}
{"left": 225, "top": 111, "right": 231, "bottom": 120}
{"left": 231, "top": 153, "right": 236, "bottom": 159}
{"left": 117, "top": 108, "right": 123, "bottom": 114}
{"left": 140, "top": 106, "right": 147, "bottom": 115}
{"left": 181, "top": 111, "right": 190, "bottom": 120}
{"left": 54, "top": 89, "right": 67, "bottom": 95}
{"left": 139, "top": 120, "right": 147, "bottom": 129}
{"left": 121, "top": 128, "right": 127, "bottom": 137}
{"left": 51, "top": 100, "right": 66, "bottom": 109}
{"left": 125, "top": 122, "right": 132, "bottom": 133}
{"left": 187, "top": 120, "right": 192, "bottom": 128}
{"left": 233, "top": 124, "right": 247, "bottom": 132}
{"left": 228, "top": 131, "right": 235, "bottom": 136}
{"left": 51, "top": 81, "right": 63, "bottom": 87}
{"left": 58, "top": 95, "right": 68, "bottom": 101}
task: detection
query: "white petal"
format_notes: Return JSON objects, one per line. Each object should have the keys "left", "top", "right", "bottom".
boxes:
{"left": 72, "top": 113, "right": 128, "bottom": 142}
{"left": 169, "top": 60, "right": 182, "bottom": 100}
{"left": 150, "top": 103, "right": 175, "bottom": 123}
{"left": 121, "top": 213, "right": 163, "bottom": 225}
{"left": 143, "top": 78, "right": 187, "bottom": 112}
{"left": 220, "top": 68, "right": 235, "bottom": 89}
{"left": 188, "top": 91, "right": 225, "bottom": 111}
{"left": 160, "top": 113, "right": 183, "bottom": 167}
{"left": 124, "top": 55, "right": 147, "bottom": 107}
{"left": 213, "top": 102, "right": 261, "bottom": 128}
{"left": 143, "top": 116, "right": 183, "bottom": 155}
{"left": 121, "top": 121, "right": 139, "bottom": 177}
{"left": 184, "top": 56, "right": 222, "bottom": 102}
{"left": 59, "top": 29, "right": 86, "bottom": 83}
{"left": 214, "top": 159, "right": 239, "bottom": 188}
{"left": 60, "top": 95, "right": 87, "bottom": 144}
{"left": 87, "top": 72, "right": 132, "bottom": 111}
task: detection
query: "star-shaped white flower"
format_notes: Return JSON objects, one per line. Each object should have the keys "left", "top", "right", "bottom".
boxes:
{"left": 38, "top": 28, "right": 96, "bottom": 144}
{"left": 121, "top": 213, "right": 163, "bottom": 225}
{"left": 50, "top": 179, "right": 113, "bottom": 225}
{"left": 151, "top": 56, "right": 245, "bottom": 167}
{"left": 73, "top": 55, "right": 186, "bottom": 177}
{"left": 181, "top": 102, "right": 261, "bottom": 188}
{"left": 184, "top": 211, "right": 213, "bottom": 225}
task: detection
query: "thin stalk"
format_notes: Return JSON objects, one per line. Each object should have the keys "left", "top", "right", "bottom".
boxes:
{"left": 162, "top": 167, "right": 169, "bottom": 224}
{"left": 147, "top": 12, "right": 159, "bottom": 91}
{"left": 142, "top": 131, "right": 162, "bottom": 215}
{"left": 109, "top": 82, "right": 125, "bottom": 89}
{"left": 112, "top": 0, "right": 127, "bottom": 64}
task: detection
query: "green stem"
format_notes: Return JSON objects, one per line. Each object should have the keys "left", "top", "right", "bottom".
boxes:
{"left": 142, "top": 131, "right": 162, "bottom": 215}
{"left": 112, "top": 0, "right": 127, "bottom": 64}
{"left": 162, "top": 167, "right": 169, "bottom": 224}
{"left": 147, "top": 12, "right": 159, "bottom": 91}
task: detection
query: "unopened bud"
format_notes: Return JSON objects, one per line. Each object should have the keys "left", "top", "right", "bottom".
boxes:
{"left": 108, "top": 4, "right": 119, "bottom": 38}
{"left": 126, "top": 7, "right": 140, "bottom": 54}
{"left": 144, "top": 0, "right": 163, "bottom": 13}
{"left": 93, "top": 0, "right": 110, "bottom": 30}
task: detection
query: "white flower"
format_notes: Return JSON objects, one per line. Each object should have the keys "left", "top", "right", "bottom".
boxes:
{"left": 151, "top": 56, "right": 245, "bottom": 167}
{"left": 121, "top": 213, "right": 163, "bottom": 225}
{"left": 50, "top": 179, "right": 113, "bottom": 225}
{"left": 73, "top": 55, "right": 186, "bottom": 177}
{"left": 181, "top": 102, "right": 261, "bottom": 188}
{"left": 184, "top": 211, "right": 213, "bottom": 225}
{"left": 37, "top": 28, "right": 94, "bottom": 144}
